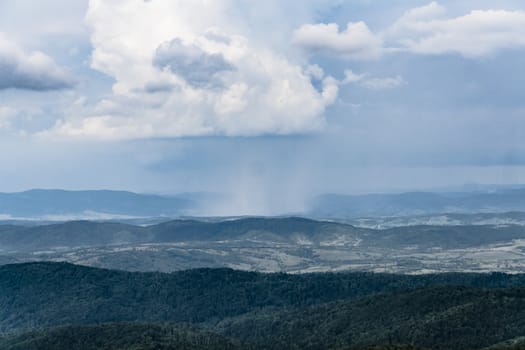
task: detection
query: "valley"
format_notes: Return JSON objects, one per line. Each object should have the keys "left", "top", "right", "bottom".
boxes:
{"left": 1, "top": 217, "right": 525, "bottom": 274}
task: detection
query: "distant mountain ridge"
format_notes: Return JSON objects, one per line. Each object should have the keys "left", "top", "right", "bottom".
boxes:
{"left": 310, "top": 188, "right": 525, "bottom": 218}
{"left": 0, "top": 189, "right": 195, "bottom": 218}
{"left": 3, "top": 188, "right": 525, "bottom": 221}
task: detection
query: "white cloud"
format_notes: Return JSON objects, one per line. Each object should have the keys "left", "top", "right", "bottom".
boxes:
{"left": 360, "top": 75, "right": 404, "bottom": 90}
{"left": 390, "top": 1, "right": 446, "bottom": 32}
{"left": 294, "top": 2, "right": 525, "bottom": 59}
{"left": 341, "top": 69, "right": 403, "bottom": 90}
{"left": 48, "top": 0, "right": 338, "bottom": 139}
{"left": 292, "top": 21, "right": 383, "bottom": 60}
{"left": 0, "top": 33, "right": 74, "bottom": 91}
{"left": 305, "top": 64, "right": 325, "bottom": 81}
{"left": 342, "top": 69, "right": 364, "bottom": 84}
{"left": 392, "top": 6, "right": 525, "bottom": 57}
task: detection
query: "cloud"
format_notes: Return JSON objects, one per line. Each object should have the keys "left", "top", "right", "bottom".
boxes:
{"left": 0, "top": 33, "right": 74, "bottom": 91}
{"left": 141, "top": 81, "right": 176, "bottom": 93}
{"left": 341, "top": 69, "right": 404, "bottom": 90}
{"left": 292, "top": 21, "right": 383, "bottom": 60}
{"left": 390, "top": 5, "right": 525, "bottom": 57}
{"left": 304, "top": 64, "right": 325, "bottom": 81}
{"left": 47, "top": 0, "right": 338, "bottom": 139}
{"left": 153, "top": 38, "right": 234, "bottom": 88}
{"left": 0, "top": 106, "right": 16, "bottom": 130}
{"left": 342, "top": 69, "right": 364, "bottom": 84}
{"left": 203, "top": 28, "right": 231, "bottom": 45}
{"left": 391, "top": 1, "right": 446, "bottom": 29}
{"left": 360, "top": 75, "right": 404, "bottom": 90}
{"left": 294, "top": 2, "right": 525, "bottom": 59}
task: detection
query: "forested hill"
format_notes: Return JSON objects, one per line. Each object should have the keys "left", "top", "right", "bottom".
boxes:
{"left": 2, "top": 262, "right": 525, "bottom": 332}
{"left": 0, "top": 323, "right": 241, "bottom": 350}
{"left": 2, "top": 262, "right": 525, "bottom": 349}
{"left": 217, "top": 286, "right": 525, "bottom": 350}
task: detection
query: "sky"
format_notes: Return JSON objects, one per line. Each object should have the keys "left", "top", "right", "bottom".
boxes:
{"left": 0, "top": 0, "right": 525, "bottom": 214}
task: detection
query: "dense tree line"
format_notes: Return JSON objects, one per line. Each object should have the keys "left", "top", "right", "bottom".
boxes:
{"left": 215, "top": 286, "right": 525, "bottom": 350}
{"left": 2, "top": 262, "right": 525, "bottom": 349}
{"left": 0, "top": 323, "right": 240, "bottom": 350}
{"left": 2, "top": 262, "right": 525, "bottom": 332}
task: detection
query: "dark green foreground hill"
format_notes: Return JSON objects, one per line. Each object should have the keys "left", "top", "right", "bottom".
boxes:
{"left": 217, "top": 286, "right": 525, "bottom": 350}
{"left": 0, "top": 324, "right": 436, "bottom": 350}
{"left": 2, "top": 262, "right": 525, "bottom": 349}
{"left": 0, "top": 323, "right": 240, "bottom": 350}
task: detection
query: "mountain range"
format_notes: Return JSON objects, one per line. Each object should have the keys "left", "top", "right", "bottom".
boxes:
{"left": 310, "top": 188, "right": 525, "bottom": 218}
{"left": 3, "top": 188, "right": 525, "bottom": 220}
{"left": 0, "top": 189, "right": 195, "bottom": 219}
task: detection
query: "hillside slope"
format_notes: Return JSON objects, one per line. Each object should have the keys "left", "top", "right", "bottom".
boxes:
{"left": 1, "top": 263, "right": 525, "bottom": 349}
{"left": 216, "top": 286, "right": 525, "bottom": 350}
{"left": 0, "top": 323, "right": 240, "bottom": 350}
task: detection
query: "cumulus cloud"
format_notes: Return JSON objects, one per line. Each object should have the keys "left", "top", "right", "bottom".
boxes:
{"left": 390, "top": 4, "right": 525, "bottom": 57}
{"left": 292, "top": 21, "right": 383, "bottom": 60}
{"left": 47, "top": 0, "right": 338, "bottom": 139}
{"left": 0, "top": 33, "right": 74, "bottom": 91}
{"left": 294, "top": 2, "right": 525, "bottom": 59}
{"left": 153, "top": 38, "right": 234, "bottom": 88}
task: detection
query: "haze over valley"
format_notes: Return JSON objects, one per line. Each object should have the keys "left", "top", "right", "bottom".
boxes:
{"left": 0, "top": 189, "right": 524, "bottom": 275}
